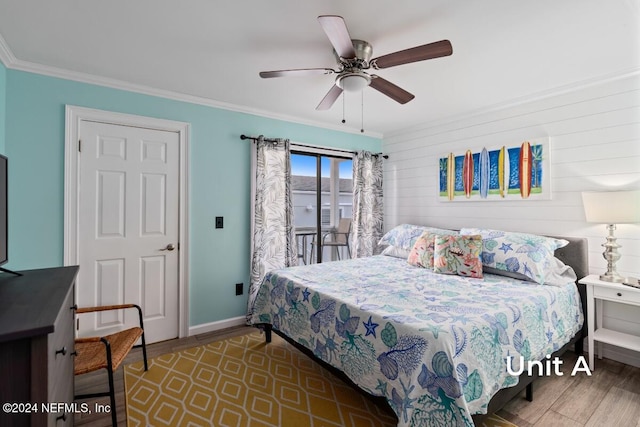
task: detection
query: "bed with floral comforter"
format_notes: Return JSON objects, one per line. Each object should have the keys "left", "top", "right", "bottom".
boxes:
{"left": 249, "top": 255, "right": 583, "bottom": 427}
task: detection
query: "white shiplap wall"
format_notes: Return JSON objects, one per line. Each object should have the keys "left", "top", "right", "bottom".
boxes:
{"left": 382, "top": 71, "right": 640, "bottom": 367}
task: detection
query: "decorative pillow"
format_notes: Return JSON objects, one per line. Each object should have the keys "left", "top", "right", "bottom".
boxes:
{"left": 381, "top": 245, "right": 411, "bottom": 259}
{"left": 407, "top": 232, "right": 433, "bottom": 268}
{"left": 378, "top": 224, "right": 456, "bottom": 252}
{"left": 433, "top": 234, "right": 483, "bottom": 278}
{"left": 407, "top": 230, "right": 457, "bottom": 268}
{"left": 459, "top": 228, "right": 570, "bottom": 285}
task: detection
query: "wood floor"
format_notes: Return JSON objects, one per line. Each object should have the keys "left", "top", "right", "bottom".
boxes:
{"left": 74, "top": 325, "right": 640, "bottom": 427}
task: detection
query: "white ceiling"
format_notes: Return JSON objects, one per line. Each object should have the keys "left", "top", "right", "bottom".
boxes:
{"left": 0, "top": 0, "right": 638, "bottom": 136}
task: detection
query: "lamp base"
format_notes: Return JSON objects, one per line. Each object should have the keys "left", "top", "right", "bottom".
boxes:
{"left": 600, "top": 223, "right": 624, "bottom": 283}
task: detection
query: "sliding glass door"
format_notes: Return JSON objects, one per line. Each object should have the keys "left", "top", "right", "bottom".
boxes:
{"left": 291, "top": 152, "right": 352, "bottom": 263}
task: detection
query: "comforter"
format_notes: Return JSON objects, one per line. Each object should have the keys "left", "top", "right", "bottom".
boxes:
{"left": 249, "top": 255, "right": 583, "bottom": 426}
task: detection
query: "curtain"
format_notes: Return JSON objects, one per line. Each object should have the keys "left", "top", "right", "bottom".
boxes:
{"left": 246, "top": 136, "right": 297, "bottom": 323}
{"left": 351, "top": 151, "right": 384, "bottom": 257}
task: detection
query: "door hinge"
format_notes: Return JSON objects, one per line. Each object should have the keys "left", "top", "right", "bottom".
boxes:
{"left": 78, "top": 139, "right": 82, "bottom": 152}
{"left": 76, "top": 318, "right": 79, "bottom": 330}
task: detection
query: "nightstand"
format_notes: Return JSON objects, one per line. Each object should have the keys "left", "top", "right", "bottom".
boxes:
{"left": 579, "top": 274, "right": 640, "bottom": 370}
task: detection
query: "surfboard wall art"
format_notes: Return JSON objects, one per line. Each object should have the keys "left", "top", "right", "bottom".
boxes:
{"left": 463, "top": 150, "right": 474, "bottom": 198}
{"left": 479, "top": 147, "right": 490, "bottom": 199}
{"left": 519, "top": 141, "right": 532, "bottom": 198}
{"left": 438, "top": 138, "right": 550, "bottom": 201}
{"left": 498, "top": 146, "right": 510, "bottom": 198}
{"left": 447, "top": 153, "right": 455, "bottom": 201}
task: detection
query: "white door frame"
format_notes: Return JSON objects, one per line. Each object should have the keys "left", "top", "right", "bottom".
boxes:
{"left": 63, "top": 105, "right": 190, "bottom": 339}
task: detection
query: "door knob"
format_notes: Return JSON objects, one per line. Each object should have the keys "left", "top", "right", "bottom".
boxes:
{"left": 161, "top": 243, "right": 176, "bottom": 251}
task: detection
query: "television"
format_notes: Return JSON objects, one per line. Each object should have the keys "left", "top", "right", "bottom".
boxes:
{"left": 0, "top": 155, "right": 20, "bottom": 276}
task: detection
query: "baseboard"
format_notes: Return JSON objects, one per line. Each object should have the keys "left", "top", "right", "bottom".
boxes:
{"left": 188, "top": 316, "right": 247, "bottom": 336}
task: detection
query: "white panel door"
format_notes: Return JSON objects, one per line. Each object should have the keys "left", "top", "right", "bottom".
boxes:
{"left": 77, "top": 121, "right": 180, "bottom": 343}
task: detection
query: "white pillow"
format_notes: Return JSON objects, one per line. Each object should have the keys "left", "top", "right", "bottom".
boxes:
{"left": 381, "top": 245, "right": 411, "bottom": 259}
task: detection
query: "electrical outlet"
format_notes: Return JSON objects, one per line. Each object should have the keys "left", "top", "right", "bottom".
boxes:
{"left": 215, "top": 216, "right": 223, "bottom": 229}
{"left": 235, "top": 283, "right": 243, "bottom": 295}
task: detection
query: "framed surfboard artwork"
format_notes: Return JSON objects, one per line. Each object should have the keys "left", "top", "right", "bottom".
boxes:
{"left": 438, "top": 138, "right": 550, "bottom": 201}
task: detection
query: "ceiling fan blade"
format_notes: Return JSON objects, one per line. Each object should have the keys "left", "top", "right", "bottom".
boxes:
{"left": 317, "top": 15, "right": 356, "bottom": 59}
{"left": 372, "top": 40, "right": 452, "bottom": 69}
{"left": 369, "top": 75, "right": 415, "bottom": 104}
{"left": 316, "top": 84, "right": 343, "bottom": 110}
{"left": 259, "top": 68, "right": 335, "bottom": 78}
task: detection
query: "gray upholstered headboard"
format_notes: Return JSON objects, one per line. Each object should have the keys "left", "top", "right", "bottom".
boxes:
{"left": 552, "top": 235, "right": 589, "bottom": 339}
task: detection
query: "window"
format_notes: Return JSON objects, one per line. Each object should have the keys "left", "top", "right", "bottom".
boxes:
{"left": 291, "top": 150, "right": 352, "bottom": 263}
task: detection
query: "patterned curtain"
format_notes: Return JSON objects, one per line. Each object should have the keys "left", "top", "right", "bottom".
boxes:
{"left": 246, "top": 136, "right": 297, "bottom": 323}
{"left": 351, "top": 151, "right": 384, "bottom": 257}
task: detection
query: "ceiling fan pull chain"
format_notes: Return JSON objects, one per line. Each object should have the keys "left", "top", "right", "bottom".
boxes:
{"left": 342, "top": 92, "right": 346, "bottom": 124}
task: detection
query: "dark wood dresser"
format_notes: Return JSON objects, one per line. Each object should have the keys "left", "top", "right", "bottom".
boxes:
{"left": 0, "top": 266, "right": 79, "bottom": 427}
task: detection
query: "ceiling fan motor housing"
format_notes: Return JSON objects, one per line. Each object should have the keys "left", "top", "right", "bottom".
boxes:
{"left": 333, "top": 39, "right": 373, "bottom": 65}
{"left": 334, "top": 39, "right": 374, "bottom": 91}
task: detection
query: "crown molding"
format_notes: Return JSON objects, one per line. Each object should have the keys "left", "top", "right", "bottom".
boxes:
{"left": 0, "top": 32, "right": 16, "bottom": 66}
{"left": 0, "top": 34, "right": 381, "bottom": 139}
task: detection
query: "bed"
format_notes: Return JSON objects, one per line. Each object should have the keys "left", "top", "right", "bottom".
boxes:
{"left": 248, "top": 226, "right": 588, "bottom": 427}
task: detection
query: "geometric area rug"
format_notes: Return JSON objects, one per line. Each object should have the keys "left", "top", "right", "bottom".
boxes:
{"left": 124, "top": 331, "right": 517, "bottom": 427}
{"left": 124, "top": 331, "right": 397, "bottom": 427}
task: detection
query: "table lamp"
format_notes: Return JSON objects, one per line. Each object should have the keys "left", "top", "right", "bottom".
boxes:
{"left": 582, "top": 190, "right": 640, "bottom": 282}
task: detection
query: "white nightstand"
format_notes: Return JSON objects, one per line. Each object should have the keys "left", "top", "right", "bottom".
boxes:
{"left": 579, "top": 274, "right": 640, "bottom": 370}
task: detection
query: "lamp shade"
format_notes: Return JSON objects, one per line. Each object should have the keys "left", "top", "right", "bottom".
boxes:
{"left": 582, "top": 190, "right": 640, "bottom": 224}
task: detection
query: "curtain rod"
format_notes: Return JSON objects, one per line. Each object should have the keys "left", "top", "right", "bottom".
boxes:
{"left": 239, "top": 134, "right": 279, "bottom": 144}
{"left": 239, "top": 134, "right": 388, "bottom": 159}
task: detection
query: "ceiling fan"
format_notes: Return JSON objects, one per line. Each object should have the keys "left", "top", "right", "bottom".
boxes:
{"left": 259, "top": 15, "right": 453, "bottom": 110}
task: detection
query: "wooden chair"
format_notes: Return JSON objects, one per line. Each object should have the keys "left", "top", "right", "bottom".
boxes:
{"left": 74, "top": 304, "right": 148, "bottom": 427}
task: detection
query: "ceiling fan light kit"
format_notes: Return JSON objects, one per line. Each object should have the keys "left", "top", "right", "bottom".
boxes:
{"left": 259, "top": 15, "right": 453, "bottom": 111}
{"left": 337, "top": 72, "right": 371, "bottom": 92}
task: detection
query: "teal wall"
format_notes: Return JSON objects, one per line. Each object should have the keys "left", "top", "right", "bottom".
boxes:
{"left": 4, "top": 69, "right": 381, "bottom": 327}
{"left": 0, "top": 61, "right": 5, "bottom": 153}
